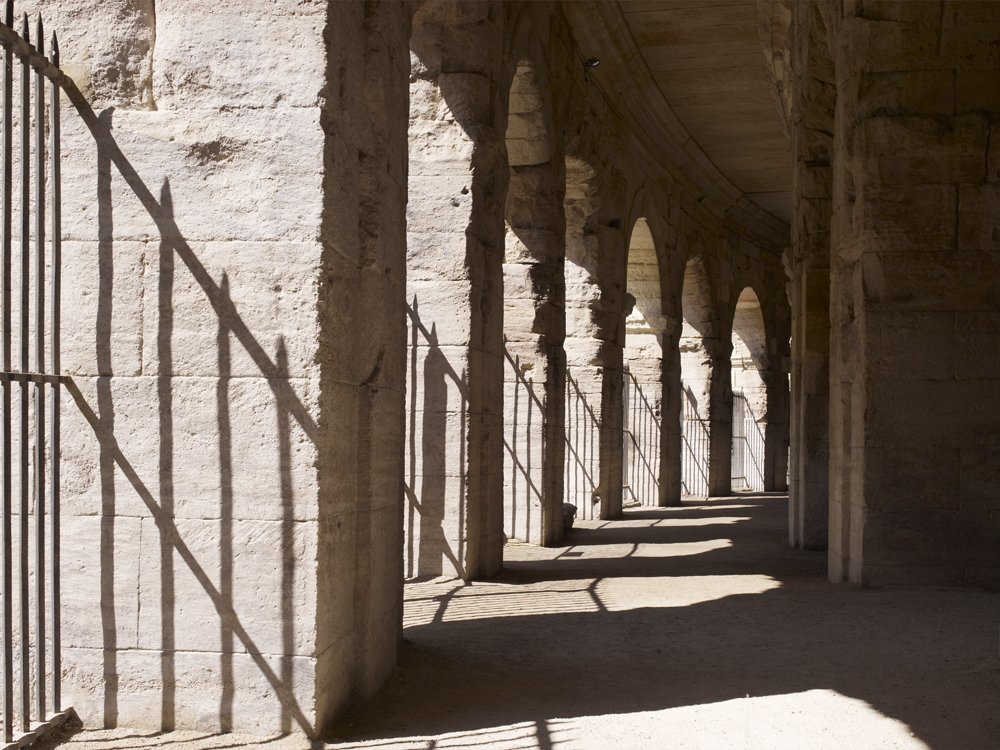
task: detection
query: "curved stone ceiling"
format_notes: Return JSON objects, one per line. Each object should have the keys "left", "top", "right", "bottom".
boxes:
{"left": 565, "top": 1, "right": 793, "bottom": 227}
{"left": 621, "top": 1, "right": 792, "bottom": 222}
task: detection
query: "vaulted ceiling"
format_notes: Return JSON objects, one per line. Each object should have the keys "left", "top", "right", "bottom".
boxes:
{"left": 564, "top": 1, "right": 793, "bottom": 227}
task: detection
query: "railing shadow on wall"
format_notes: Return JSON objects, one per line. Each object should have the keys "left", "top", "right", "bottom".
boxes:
{"left": 501, "top": 342, "right": 545, "bottom": 544}
{"left": 681, "top": 385, "right": 710, "bottom": 498}
{"left": 405, "top": 299, "right": 466, "bottom": 579}
{"left": 621, "top": 367, "right": 659, "bottom": 508}
{"left": 731, "top": 390, "right": 765, "bottom": 493}
{"left": 51, "top": 79, "right": 317, "bottom": 737}
{"left": 564, "top": 368, "right": 598, "bottom": 521}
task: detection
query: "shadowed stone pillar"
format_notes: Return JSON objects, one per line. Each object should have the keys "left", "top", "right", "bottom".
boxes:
{"left": 824, "top": 1, "right": 1000, "bottom": 586}
{"left": 405, "top": 1, "right": 506, "bottom": 580}
{"left": 564, "top": 159, "right": 626, "bottom": 520}
{"left": 786, "top": 2, "right": 833, "bottom": 549}
{"left": 503, "top": 157, "right": 566, "bottom": 546}
{"left": 501, "top": 55, "right": 566, "bottom": 547}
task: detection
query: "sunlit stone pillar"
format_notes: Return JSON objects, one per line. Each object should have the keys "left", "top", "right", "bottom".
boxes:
{"left": 405, "top": 1, "right": 506, "bottom": 580}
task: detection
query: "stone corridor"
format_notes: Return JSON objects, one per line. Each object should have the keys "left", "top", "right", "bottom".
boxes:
{"left": 41, "top": 494, "right": 1000, "bottom": 749}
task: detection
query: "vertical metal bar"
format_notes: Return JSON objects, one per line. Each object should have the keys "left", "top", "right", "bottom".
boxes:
{"left": 49, "top": 30, "right": 59, "bottom": 716}
{"left": 1, "top": 0, "right": 12, "bottom": 739}
{"left": 33, "top": 16, "right": 44, "bottom": 722}
{"left": 18, "top": 13, "right": 29, "bottom": 731}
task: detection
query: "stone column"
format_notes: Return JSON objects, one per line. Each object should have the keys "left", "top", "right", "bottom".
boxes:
{"left": 406, "top": 1, "right": 506, "bottom": 580}
{"left": 55, "top": 0, "right": 411, "bottom": 735}
{"left": 564, "top": 159, "right": 626, "bottom": 520}
{"left": 786, "top": 2, "right": 833, "bottom": 548}
{"left": 826, "top": 1, "right": 1000, "bottom": 586}
{"left": 707, "top": 338, "right": 734, "bottom": 498}
{"left": 503, "top": 155, "right": 566, "bottom": 546}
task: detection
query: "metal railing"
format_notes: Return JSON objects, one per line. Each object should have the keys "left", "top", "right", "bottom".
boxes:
{"left": 681, "top": 386, "right": 710, "bottom": 497}
{"left": 731, "top": 390, "right": 766, "bottom": 492}
{"left": 0, "top": 4, "right": 70, "bottom": 743}
{"left": 622, "top": 367, "right": 660, "bottom": 507}
{"left": 564, "top": 368, "right": 599, "bottom": 520}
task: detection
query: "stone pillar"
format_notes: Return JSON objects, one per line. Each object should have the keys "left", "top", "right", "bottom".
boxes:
{"left": 826, "top": 1, "right": 1000, "bottom": 586}
{"left": 786, "top": 2, "right": 833, "bottom": 548}
{"left": 680, "top": 252, "right": 729, "bottom": 498}
{"left": 762, "top": 331, "right": 791, "bottom": 493}
{"left": 55, "top": 0, "right": 410, "bottom": 735}
{"left": 503, "top": 154, "right": 566, "bottom": 546}
{"left": 405, "top": 1, "right": 506, "bottom": 581}
{"left": 659, "top": 288, "right": 683, "bottom": 507}
{"left": 564, "top": 159, "right": 626, "bottom": 520}
{"left": 707, "top": 339, "right": 734, "bottom": 498}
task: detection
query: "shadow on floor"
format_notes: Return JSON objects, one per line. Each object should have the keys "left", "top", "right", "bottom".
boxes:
{"left": 332, "top": 493, "right": 1000, "bottom": 749}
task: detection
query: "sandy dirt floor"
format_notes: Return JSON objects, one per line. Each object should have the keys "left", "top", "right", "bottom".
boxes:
{"left": 35, "top": 493, "right": 1000, "bottom": 749}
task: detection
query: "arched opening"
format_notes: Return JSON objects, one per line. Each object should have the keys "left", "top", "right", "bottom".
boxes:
{"left": 731, "top": 287, "right": 768, "bottom": 492}
{"left": 502, "top": 56, "right": 564, "bottom": 546}
{"left": 622, "top": 218, "right": 663, "bottom": 507}
{"left": 680, "top": 252, "right": 714, "bottom": 497}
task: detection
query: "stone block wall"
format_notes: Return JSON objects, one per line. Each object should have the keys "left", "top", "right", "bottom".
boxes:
{"left": 32, "top": 0, "right": 410, "bottom": 736}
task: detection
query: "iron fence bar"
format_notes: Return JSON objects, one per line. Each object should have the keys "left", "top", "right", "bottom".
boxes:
{"left": 49, "top": 29, "right": 59, "bottom": 715}
{"left": 0, "top": 0, "right": 10, "bottom": 737}
{"left": 0, "top": 22, "right": 62, "bottom": 85}
{"left": 33, "top": 17, "right": 45, "bottom": 721}
{"left": 0, "top": 373, "right": 63, "bottom": 385}
{"left": 16, "top": 13, "right": 27, "bottom": 730}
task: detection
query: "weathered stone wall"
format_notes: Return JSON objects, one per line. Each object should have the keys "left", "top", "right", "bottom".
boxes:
{"left": 776, "top": 0, "right": 1000, "bottom": 587}
{"left": 36, "top": 0, "right": 410, "bottom": 735}
{"left": 823, "top": 0, "right": 1000, "bottom": 587}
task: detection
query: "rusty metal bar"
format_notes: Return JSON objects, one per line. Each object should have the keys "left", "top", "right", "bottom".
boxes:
{"left": 0, "top": 0, "right": 11, "bottom": 739}
{"left": 49, "top": 28, "right": 59, "bottom": 716}
{"left": 17, "top": 12, "right": 28, "bottom": 731}
{"left": 33, "top": 15, "right": 44, "bottom": 722}
{"left": 0, "top": 22, "right": 62, "bottom": 86}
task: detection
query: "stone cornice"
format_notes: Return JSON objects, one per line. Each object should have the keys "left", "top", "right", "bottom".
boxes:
{"left": 562, "top": 0, "right": 790, "bottom": 247}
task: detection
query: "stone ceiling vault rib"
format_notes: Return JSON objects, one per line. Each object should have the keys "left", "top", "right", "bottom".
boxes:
{"left": 561, "top": 0, "right": 789, "bottom": 245}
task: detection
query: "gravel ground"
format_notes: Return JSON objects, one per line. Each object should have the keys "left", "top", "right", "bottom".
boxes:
{"left": 35, "top": 493, "right": 1000, "bottom": 749}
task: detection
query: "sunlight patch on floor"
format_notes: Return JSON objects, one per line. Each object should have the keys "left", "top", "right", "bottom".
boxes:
{"left": 597, "top": 573, "right": 780, "bottom": 610}
{"left": 329, "top": 691, "right": 929, "bottom": 750}
{"left": 563, "top": 689, "right": 931, "bottom": 750}
{"left": 403, "top": 580, "right": 603, "bottom": 628}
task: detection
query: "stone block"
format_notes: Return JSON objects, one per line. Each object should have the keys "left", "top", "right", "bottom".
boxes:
{"left": 958, "top": 183, "right": 1000, "bottom": 251}
{"left": 863, "top": 444, "right": 961, "bottom": 510}
{"left": 152, "top": 0, "right": 327, "bottom": 110}
{"left": 958, "top": 442, "right": 1000, "bottom": 510}
{"left": 406, "top": 279, "right": 475, "bottom": 348}
{"left": 60, "top": 375, "right": 321, "bottom": 522}
{"left": 63, "top": 646, "right": 318, "bottom": 736}
{"left": 866, "top": 310, "right": 956, "bottom": 381}
{"left": 956, "top": 70, "right": 1000, "bottom": 114}
{"left": 61, "top": 514, "right": 142, "bottom": 650}
{"left": 136, "top": 517, "right": 318, "bottom": 657}
{"left": 872, "top": 119, "right": 987, "bottom": 188}
{"left": 406, "top": 230, "right": 472, "bottom": 283}
{"left": 61, "top": 109, "right": 324, "bottom": 245}
{"left": 141, "top": 241, "right": 321, "bottom": 379}
{"left": 857, "top": 71, "right": 955, "bottom": 117}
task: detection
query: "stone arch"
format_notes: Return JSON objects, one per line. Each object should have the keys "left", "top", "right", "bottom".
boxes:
{"left": 731, "top": 286, "right": 769, "bottom": 420}
{"left": 622, "top": 215, "right": 665, "bottom": 507}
